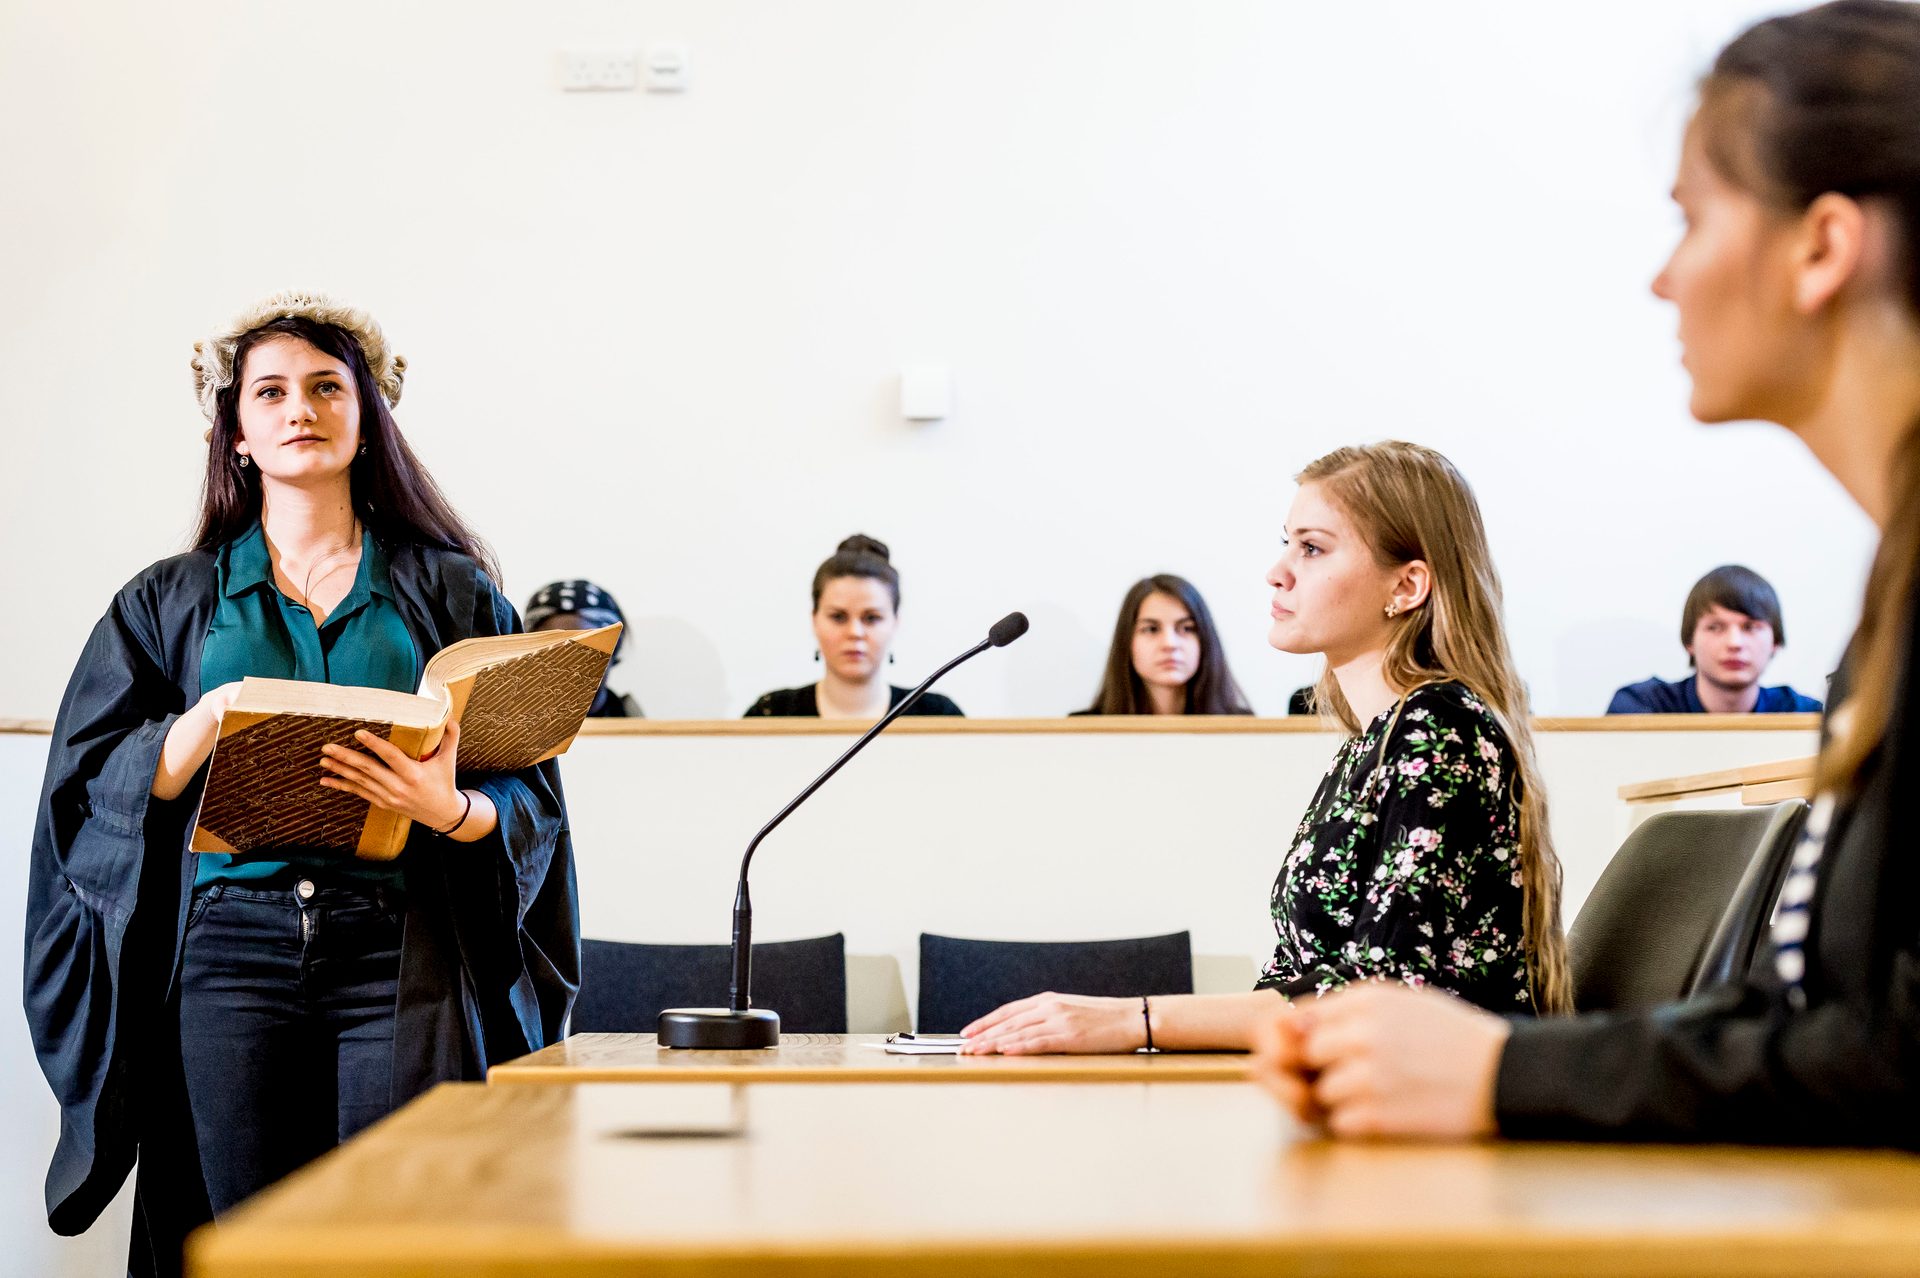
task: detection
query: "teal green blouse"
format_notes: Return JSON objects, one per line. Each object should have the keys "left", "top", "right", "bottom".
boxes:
{"left": 196, "top": 522, "right": 421, "bottom": 887}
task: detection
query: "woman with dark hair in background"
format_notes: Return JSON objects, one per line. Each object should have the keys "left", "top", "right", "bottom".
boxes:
{"left": 1251, "top": 0, "right": 1920, "bottom": 1146}
{"left": 1074, "top": 575, "right": 1253, "bottom": 716}
{"left": 745, "top": 534, "right": 963, "bottom": 719}
{"left": 22, "top": 293, "right": 579, "bottom": 1275}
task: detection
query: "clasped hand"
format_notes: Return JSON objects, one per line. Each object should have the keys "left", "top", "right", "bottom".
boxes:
{"left": 318, "top": 719, "right": 467, "bottom": 833}
{"left": 1246, "top": 983, "right": 1510, "bottom": 1139}
{"left": 958, "top": 992, "right": 1146, "bottom": 1055}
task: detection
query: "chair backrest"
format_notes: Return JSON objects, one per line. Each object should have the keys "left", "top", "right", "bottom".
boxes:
{"left": 916, "top": 931, "right": 1194, "bottom": 1034}
{"left": 571, "top": 934, "right": 848, "bottom": 1034}
{"left": 1569, "top": 806, "right": 1799, "bottom": 1013}
{"left": 1688, "top": 799, "right": 1811, "bottom": 995}
{"left": 845, "top": 953, "right": 912, "bottom": 1034}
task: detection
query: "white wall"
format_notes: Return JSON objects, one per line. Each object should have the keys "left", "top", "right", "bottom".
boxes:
{"left": 0, "top": 0, "right": 1875, "bottom": 724}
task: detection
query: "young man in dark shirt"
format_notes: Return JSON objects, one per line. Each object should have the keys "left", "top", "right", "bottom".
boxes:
{"left": 1607, "top": 564, "right": 1822, "bottom": 714}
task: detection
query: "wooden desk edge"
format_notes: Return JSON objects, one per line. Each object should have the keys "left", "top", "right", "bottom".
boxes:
{"left": 1619, "top": 755, "right": 1818, "bottom": 803}
{"left": 187, "top": 1221, "right": 1920, "bottom": 1278}
{"left": 488, "top": 1061, "right": 1254, "bottom": 1085}
{"left": 6, "top": 714, "right": 1824, "bottom": 738}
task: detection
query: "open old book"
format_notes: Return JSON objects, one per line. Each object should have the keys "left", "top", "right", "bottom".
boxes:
{"left": 190, "top": 623, "right": 619, "bottom": 860}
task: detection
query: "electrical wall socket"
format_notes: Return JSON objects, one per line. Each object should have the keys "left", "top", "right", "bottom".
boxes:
{"left": 558, "top": 49, "right": 639, "bottom": 92}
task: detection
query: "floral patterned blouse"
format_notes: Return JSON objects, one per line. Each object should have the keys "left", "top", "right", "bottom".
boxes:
{"left": 1256, "top": 681, "right": 1533, "bottom": 1011}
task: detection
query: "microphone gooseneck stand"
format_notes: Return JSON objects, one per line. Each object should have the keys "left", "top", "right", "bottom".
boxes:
{"left": 658, "top": 613, "right": 1029, "bottom": 1049}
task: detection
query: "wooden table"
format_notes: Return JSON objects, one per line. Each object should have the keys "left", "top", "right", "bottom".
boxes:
{"left": 492, "top": 1032, "right": 1253, "bottom": 1084}
{"left": 189, "top": 1081, "right": 1920, "bottom": 1277}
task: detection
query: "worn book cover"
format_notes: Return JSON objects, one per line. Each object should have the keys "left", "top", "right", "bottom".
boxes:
{"left": 190, "top": 623, "right": 619, "bottom": 859}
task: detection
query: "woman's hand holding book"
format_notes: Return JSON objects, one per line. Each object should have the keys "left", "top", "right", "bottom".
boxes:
{"left": 318, "top": 719, "right": 497, "bottom": 842}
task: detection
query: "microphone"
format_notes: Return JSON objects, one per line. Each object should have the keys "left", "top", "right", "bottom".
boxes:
{"left": 659, "top": 612, "right": 1030, "bottom": 1049}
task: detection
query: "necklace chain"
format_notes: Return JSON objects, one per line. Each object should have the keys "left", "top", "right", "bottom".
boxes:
{"left": 293, "top": 518, "right": 362, "bottom": 612}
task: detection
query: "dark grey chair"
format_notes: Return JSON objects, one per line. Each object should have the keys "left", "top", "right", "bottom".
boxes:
{"left": 571, "top": 934, "right": 848, "bottom": 1034}
{"left": 1568, "top": 802, "right": 1810, "bottom": 1013}
{"left": 916, "top": 931, "right": 1193, "bottom": 1034}
{"left": 1690, "top": 798, "right": 1812, "bottom": 993}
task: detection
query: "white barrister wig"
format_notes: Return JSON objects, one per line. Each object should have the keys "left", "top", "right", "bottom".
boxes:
{"left": 192, "top": 290, "right": 407, "bottom": 425}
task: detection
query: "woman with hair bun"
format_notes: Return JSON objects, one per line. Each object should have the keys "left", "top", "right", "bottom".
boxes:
{"left": 745, "top": 534, "right": 963, "bottom": 719}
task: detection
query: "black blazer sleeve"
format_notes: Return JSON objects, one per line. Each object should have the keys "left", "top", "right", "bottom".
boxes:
{"left": 1495, "top": 972, "right": 1920, "bottom": 1144}
{"left": 1496, "top": 635, "right": 1920, "bottom": 1147}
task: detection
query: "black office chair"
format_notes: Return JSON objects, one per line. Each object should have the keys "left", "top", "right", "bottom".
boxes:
{"left": 916, "top": 931, "right": 1193, "bottom": 1034}
{"left": 1689, "top": 798, "right": 1811, "bottom": 993}
{"left": 571, "top": 934, "right": 848, "bottom": 1034}
{"left": 1568, "top": 802, "right": 1808, "bottom": 1013}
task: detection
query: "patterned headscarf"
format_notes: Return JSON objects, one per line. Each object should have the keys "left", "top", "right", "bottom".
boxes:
{"left": 525, "top": 580, "right": 627, "bottom": 661}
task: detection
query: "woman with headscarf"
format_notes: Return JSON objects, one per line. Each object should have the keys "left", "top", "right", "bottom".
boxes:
{"left": 525, "top": 579, "right": 643, "bottom": 717}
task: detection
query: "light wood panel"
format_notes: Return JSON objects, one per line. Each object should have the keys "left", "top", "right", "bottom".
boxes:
{"left": 1619, "top": 756, "right": 1816, "bottom": 805}
{"left": 492, "top": 1033, "right": 1251, "bottom": 1084}
{"left": 0, "top": 715, "right": 1821, "bottom": 738}
{"left": 1744, "top": 777, "right": 1816, "bottom": 804}
{"left": 565, "top": 714, "right": 1822, "bottom": 737}
{"left": 188, "top": 1081, "right": 1920, "bottom": 1278}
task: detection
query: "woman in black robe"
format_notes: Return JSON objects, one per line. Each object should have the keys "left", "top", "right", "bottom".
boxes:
{"left": 23, "top": 292, "right": 579, "bottom": 1274}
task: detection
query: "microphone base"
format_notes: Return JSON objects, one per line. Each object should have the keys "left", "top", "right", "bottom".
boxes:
{"left": 657, "top": 1007, "right": 781, "bottom": 1050}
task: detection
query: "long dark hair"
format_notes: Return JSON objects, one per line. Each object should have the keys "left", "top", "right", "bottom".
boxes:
{"left": 1696, "top": 1, "right": 1920, "bottom": 792}
{"left": 192, "top": 315, "right": 499, "bottom": 581}
{"left": 811, "top": 533, "right": 899, "bottom": 610}
{"left": 1083, "top": 575, "right": 1251, "bottom": 715}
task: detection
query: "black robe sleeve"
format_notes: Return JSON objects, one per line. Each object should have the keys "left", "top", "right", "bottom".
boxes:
{"left": 24, "top": 575, "right": 194, "bottom": 1231}
{"left": 435, "top": 567, "right": 580, "bottom": 1063}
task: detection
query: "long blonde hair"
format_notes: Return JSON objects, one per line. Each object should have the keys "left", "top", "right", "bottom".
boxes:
{"left": 1298, "top": 441, "right": 1572, "bottom": 1014}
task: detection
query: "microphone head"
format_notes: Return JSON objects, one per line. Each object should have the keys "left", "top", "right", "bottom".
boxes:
{"left": 988, "top": 612, "right": 1030, "bottom": 647}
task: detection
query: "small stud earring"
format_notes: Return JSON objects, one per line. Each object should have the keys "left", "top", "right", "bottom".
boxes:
{"left": 1384, "top": 603, "right": 1398, "bottom": 618}
{"left": 237, "top": 453, "right": 250, "bottom": 469}
{"left": 358, "top": 443, "right": 368, "bottom": 457}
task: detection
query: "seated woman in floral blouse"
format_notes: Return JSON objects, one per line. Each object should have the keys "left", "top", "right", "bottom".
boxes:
{"left": 961, "top": 441, "right": 1571, "bottom": 1054}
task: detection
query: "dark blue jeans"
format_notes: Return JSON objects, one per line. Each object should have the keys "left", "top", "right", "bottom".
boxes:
{"left": 177, "top": 878, "right": 403, "bottom": 1216}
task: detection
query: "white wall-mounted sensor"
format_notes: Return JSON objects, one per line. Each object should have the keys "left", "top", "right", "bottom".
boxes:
{"left": 900, "top": 365, "right": 950, "bottom": 422}
{"left": 645, "top": 43, "right": 690, "bottom": 93}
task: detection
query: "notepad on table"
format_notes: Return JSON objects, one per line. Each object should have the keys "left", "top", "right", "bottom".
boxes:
{"left": 873, "top": 1034, "right": 967, "bottom": 1055}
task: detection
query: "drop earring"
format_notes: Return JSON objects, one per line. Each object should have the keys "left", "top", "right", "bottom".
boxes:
{"left": 358, "top": 443, "right": 368, "bottom": 457}
{"left": 888, "top": 652, "right": 896, "bottom": 665}
{"left": 813, "top": 650, "right": 821, "bottom": 663}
